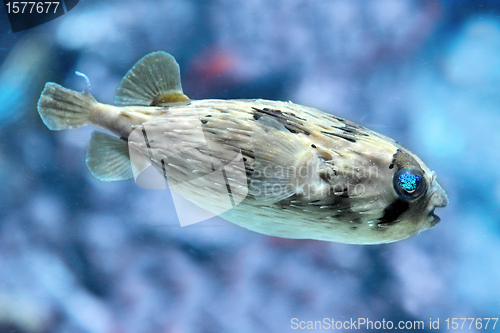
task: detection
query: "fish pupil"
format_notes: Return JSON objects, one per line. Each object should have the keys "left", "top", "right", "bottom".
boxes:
{"left": 398, "top": 173, "right": 421, "bottom": 193}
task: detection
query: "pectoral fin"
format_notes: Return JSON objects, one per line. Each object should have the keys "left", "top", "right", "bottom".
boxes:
{"left": 114, "top": 51, "right": 190, "bottom": 107}
{"left": 250, "top": 116, "right": 311, "bottom": 204}
{"left": 86, "top": 131, "right": 134, "bottom": 181}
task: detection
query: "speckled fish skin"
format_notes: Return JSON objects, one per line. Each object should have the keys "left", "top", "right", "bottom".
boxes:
{"left": 37, "top": 51, "right": 449, "bottom": 244}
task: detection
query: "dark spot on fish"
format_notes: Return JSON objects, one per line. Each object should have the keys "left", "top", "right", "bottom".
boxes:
{"left": 351, "top": 218, "right": 362, "bottom": 224}
{"left": 344, "top": 127, "right": 358, "bottom": 134}
{"left": 292, "top": 126, "right": 310, "bottom": 135}
{"left": 377, "top": 199, "right": 410, "bottom": 226}
{"left": 243, "top": 157, "right": 247, "bottom": 162}
{"left": 319, "top": 171, "right": 330, "bottom": 182}
{"left": 350, "top": 226, "right": 358, "bottom": 230}
{"left": 311, "top": 144, "right": 317, "bottom": 148}
{"left": 289, "top": 112, "right": 307, "bottom": 121}
{"left": 332, "top": 185, "right": 350, "bottom": 198}
{"left": 340, "top": 127, "right": 356, "bottom": 134}
{"left": 390, "top": 155, "right": 396, "bottom": 169}
{"left": 141, "top": 127, "right": 152, "bottom": 148}
{"left": 319, "top": 168, "right": 338, "bottom": 182}
{"left": 331, "top": 123, "right": 369, "bottom": 137}
{"left": 240, "top": 148, "right": 254, "bottom": 159}
{"left": 201, "top": 120, "right": 208, "bottom": 124}
{"left": 252, "top": 107, "right": 311, "bottom": 135}
{"left": 205, "top": 115, "right": 212, "bottom": 118}
{"left": 321, "top": 131, "right": 357, "bottom": 143}
{"left": 340, "top": 187, "right": 349, "bottom": 198}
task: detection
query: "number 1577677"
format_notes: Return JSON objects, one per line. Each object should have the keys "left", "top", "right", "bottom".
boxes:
{"left": 5, "top": 2, "right": 60, "bottom": 14}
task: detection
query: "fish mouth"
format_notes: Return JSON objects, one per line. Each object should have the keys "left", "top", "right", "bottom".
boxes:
{"left": 428, "top": 208, "right": 441, "bottom": 224}
{"left": 426, "top": 174, "right": 448, "bottom": 226}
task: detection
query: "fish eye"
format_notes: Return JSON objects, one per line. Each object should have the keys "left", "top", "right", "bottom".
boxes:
{"left": 393, "top": 168, "right": 426, "bottom": 200}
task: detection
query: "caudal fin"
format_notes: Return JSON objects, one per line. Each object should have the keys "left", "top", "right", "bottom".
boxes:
{"left": 37, "top": 82, "right": 97, "bottom": 130}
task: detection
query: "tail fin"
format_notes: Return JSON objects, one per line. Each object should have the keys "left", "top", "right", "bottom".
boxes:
{"left": 37, "top": 82, "right": 97, "bottom": 130}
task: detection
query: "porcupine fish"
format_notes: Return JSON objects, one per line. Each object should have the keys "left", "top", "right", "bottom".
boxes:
{"left": 37, "top": 51, "right": 448, "bottom": 244}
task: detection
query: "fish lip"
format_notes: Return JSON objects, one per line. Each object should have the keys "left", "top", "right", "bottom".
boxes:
{"left": 428, "top": 208, "right": 441, "bottom": 224}
{"left": 432, "top": 213, "right": 441, "bottom": 223}
{"left": 426, "top": 175, "right": 448, "bottom": 225}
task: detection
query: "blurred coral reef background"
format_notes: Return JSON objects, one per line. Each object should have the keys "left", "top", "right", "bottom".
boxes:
{"left": 0, "top": 0, "right": 499, "bottom": 332}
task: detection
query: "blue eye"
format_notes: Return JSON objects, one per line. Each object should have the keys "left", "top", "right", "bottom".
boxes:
{"left": 398, "top": 173, "right": 420, "bottom": 192}
{"left": 393, "top": 168, "right": 426, "bottom": 200}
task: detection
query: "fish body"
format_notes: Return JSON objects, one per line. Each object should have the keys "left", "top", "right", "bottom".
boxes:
{"left": 37, "top": 52, "right": 448, "bottom": 244}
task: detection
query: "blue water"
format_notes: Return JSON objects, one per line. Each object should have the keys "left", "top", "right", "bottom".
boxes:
{"left": 0, "top": 1, "right": 499, "bottom": 332}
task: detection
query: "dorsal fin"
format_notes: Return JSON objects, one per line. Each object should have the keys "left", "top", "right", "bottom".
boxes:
{"left": 114, "top": 51, "right": 190, "bottom": 107}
